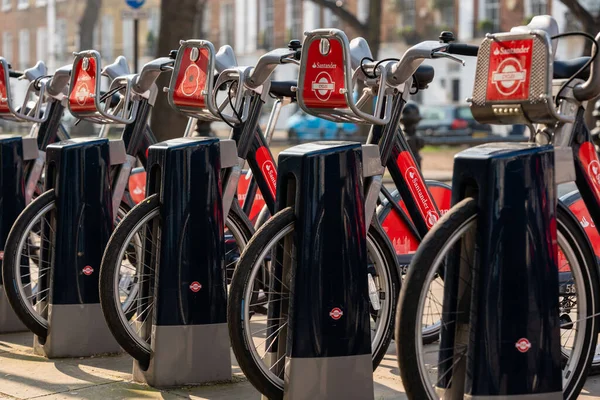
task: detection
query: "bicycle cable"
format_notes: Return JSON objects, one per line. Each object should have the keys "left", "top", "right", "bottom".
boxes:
{"left": 551, "top": 32, "right": 599, "bottom": 107}
{"left": 216, "top": 79, "right": 243, "bottom": 129}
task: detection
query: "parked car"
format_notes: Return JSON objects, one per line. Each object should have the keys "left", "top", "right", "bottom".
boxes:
{"left": 286, "top": 109, "right": 358, "bottom": 140}
{"left": 417, "top": 104, "right": 492, "bottom": 137}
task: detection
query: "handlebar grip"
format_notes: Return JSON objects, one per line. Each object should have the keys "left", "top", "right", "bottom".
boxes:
{"left": 446, "top": 43, "right": 479, "bottom": 57}
{"left": 9, "top": 71, "right": 23, "bottom": 78}
{"left": 574, "top": 32, "right": 600, "bottom": 102}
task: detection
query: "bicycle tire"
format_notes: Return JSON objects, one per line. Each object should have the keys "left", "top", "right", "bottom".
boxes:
{"left": 228, "top": 207, "right": 400, "bottom": 400}
{"left": 99, "top": 194, "right": 254, "bottom": 366}
{"left": 396, "top": 198, "right": 599, "bottom": 399}
{"left": 2, "top": 190, "right": 55, "bottom": 339}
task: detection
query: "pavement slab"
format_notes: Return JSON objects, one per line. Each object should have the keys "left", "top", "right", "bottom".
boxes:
{"left": 1, "top": 328, "right": 600, "bottom": 399}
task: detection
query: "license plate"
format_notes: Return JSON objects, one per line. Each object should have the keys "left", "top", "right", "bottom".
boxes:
{"left": 472, "top": 131, "right": 488, "bottom": 138}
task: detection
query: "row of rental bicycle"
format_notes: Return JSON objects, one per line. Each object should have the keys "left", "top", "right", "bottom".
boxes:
{"left": 0, "top": 14, "right": 599, "bottom": 399}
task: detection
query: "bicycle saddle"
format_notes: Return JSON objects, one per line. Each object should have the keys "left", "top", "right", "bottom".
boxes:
{"left": 46, "top": 64, "right": 72, "bottom": 97}
{"left": 103, "top": 56, "right": 130, "bottom": 80}
{"left": 350, "top": 37, "right": 373, "bottom": 70}
{"left": 215, "top": 45, "right": 237, "bottom": 73}
{"left": 511, "top": 15, "right": 559, "bottom": 57}
{"left": 23, "top": 61, "right": 47, "bottom": 82}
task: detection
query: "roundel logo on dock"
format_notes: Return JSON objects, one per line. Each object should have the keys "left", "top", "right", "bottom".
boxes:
{"left": 82, "top": 265, "right": 94, "bottom": 276}
{"left": 189, "top": 281, "right": 202, "bottom": 292}
{"left": 515, "top": 338, "right": 531, "bottom": 353}
{"left": 492, "top": 58, "right": 527, "bottom": 97}
{"left": 311, "top": 71, "right": 335, "bottom": 102}
{"left": 329, "top": 307, "right": 343, "bottom": 320}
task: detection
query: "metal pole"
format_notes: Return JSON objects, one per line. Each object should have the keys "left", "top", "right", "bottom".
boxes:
{"left": 133, "top": 17, "right": 139, "bottom": 73}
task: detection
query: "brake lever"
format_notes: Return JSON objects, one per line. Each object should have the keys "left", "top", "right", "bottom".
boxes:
{"left": 432, "top": 51, "right": 465, "bottom": 66}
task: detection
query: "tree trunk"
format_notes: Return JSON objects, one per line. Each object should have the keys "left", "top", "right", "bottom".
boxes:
{"left": 71, "top": 0, "right": 102, "bottom": 137}
{"left": 151, "top": 0, "right": 200, "bottom": 142}
{"left": 365, "top": 0, "right": 382, "bottom": 58}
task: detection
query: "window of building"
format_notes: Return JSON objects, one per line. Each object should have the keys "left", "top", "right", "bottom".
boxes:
{"left": 36, "top": 26, "right": 47, "bottom": 61}
{"left": 323, "top": 8, "right": 339, "bottom": 28}
{"left": 291, "top": 0, "right": 302, "bottom": 40}
{"left": 438, "top": 0, "right": 454, "bottom": 29}
{"left": 220, "top": 3, "right": 234, "bottom": 47}
{"left": 122, "top": 19, "right": 134, "bottom": 64}
{"left": 55, "top": 18, "right": 66, "bottom": 64}
{"left": 2, "top": 0, "right": 10, "bottom": 11}
{"left": 356, "top": 0, "right": 368, "bottom": 23}
{"left": 483, "top": 0, "right": 500, "bottom": 32}
{"left": 2, "top": 32, "right": 13, "bottom": 63}
{"left": 101, "top": 15, "right": 114, "bottom": 61}
{"left": 17, "top": 0, "right": 27, "bottom": 10}
{"left": 400, "top": 0, "right": 416, "bottom": 29}
{"left": 18, "top": 29, "right": 29, "bottom": 70}
{"left": 529, "top": 0, "right": 547, "bottom": 16}
{"left": 35, "top": 0, "right": 46, "bottom": 6}
{"left": 258, "top": 0, "right": 274, "bottom": 49}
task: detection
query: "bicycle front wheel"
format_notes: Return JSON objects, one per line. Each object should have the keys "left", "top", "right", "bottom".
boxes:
{"left": 228, "top": 207, "right": 400, "bottom": 400}
{"left": 2, "top": 190, "right": 56, "bottom": 338}
{"left": 396, "top": 198, "right": 599, "bottom": 399}
{"left": 99, "top": 195, "right": 253, "bottom": 366}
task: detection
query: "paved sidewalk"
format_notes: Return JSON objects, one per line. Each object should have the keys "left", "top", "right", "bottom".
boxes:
{"left": 1, "top": 332, "right": 600, "bottom": 399}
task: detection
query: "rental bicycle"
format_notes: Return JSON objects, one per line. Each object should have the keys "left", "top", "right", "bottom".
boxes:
{"left": 226, "top": 28, "right": 460, "bottom": 399}
{"left": 395, "top": 16, "right": 600, "bottom": 399}
{"left": 1, "top": 51, "right": 161, "bottom": 339}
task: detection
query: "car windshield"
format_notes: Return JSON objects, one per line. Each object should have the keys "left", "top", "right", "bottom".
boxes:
{"left": 456, "top": 106, "right": 475, "bottom": 120}
{"left": 420, "top": 106, "right": 450, "bottom": 121}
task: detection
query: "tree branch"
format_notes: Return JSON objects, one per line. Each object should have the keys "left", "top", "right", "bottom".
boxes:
{"left": 559, "top": 0, "right": 597, "bottom": 31}
{"left": 306, "top": 0, "right": 367, "bottom": 36}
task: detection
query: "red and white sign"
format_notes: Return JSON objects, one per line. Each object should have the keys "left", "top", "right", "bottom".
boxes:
{"left": 189, "top": 281, "right": 202, "bottom": 292}
{"left": 172, "top": 47, "right": 209, "bottom": 108}
{"left": 311, "top": 71, "right": 335, "bottom": 102}
{"left": 486, "top": 39, "right": 533, "bottom": 101}
{"left": 255, "top": 146, "right": 277, "bottom": 199}
{"left": 396, "top": 151, "right": 439, "bottom": 228}
{"left": 82, "top": 265, "right": 94, "bottom": 276}
{"left": 515, "top": 338, "right": 531, "bottom": 353}
{"left": 69, "top": 57, "right": 97, "bottom": 112}
{"left": 128, "top": 170, "right": 147, "bottom": 205}
{"left": 329, "top": 307, "right": 343, "bottom": 320}
{"left": 0, "top": 70, "right": 9, "bottom": 113}
{"left": 381, "top": 184, "right": 451, "bottom": 256}
{"left": 579, "top": 141, "right": 600, "bottom": 203}
{"left": 301, "top": 38, "right": 347, "bottom": 109}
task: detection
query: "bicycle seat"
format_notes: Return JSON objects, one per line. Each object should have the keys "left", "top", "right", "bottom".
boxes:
{"left": 511, "top": 15, "right": 559, "bottom": 57}
{"left": 215, "top": 45, "right": 237, "bottom": 73}
{"left": 413, "top": 65, "right": 434, "bottom": 89}
{"left": 102, "top": 56, "right": 130, "bottom": 80}
{"left": 269, "top": 80, "right": 296, "bottom": 99}
{"left": 23, "top": 61, "right": 47, "bottom": 82}
{"left": 554, "top": 57, "right": 590, "bottom": 80}
{"left": 350, "top": 37, "right": 373, "bottom": 70}
{"left": 47, "top": 64, "right": 72, "bottom": 97}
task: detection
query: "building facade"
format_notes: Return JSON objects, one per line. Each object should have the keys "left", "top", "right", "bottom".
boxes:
{"left": 0, "top": 0, "right": 594, "bottom": 121}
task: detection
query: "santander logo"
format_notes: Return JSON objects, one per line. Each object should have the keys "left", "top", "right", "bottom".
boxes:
{"left": 404, "top": 166, "right": 436, "bottom": 226}
{"left": 312, "top": 62, "right": 337, "bottom": 69}
{"left": 493, "top": 45, "right": 530, "bottom": 55}
{"left": 262, "top": 160, "right": 277, "bottom": 195}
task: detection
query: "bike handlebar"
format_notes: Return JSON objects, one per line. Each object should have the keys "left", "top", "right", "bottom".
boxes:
{"left": 445, "top": 43, "right": 479, "bottom": 57}
{"left": 573, "top": 32, "right": 600, "bottom": 102}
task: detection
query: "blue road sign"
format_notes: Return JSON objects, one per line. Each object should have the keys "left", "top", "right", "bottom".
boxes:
{"left": 125, "top": 0, "right": 145, "bottom": 9}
